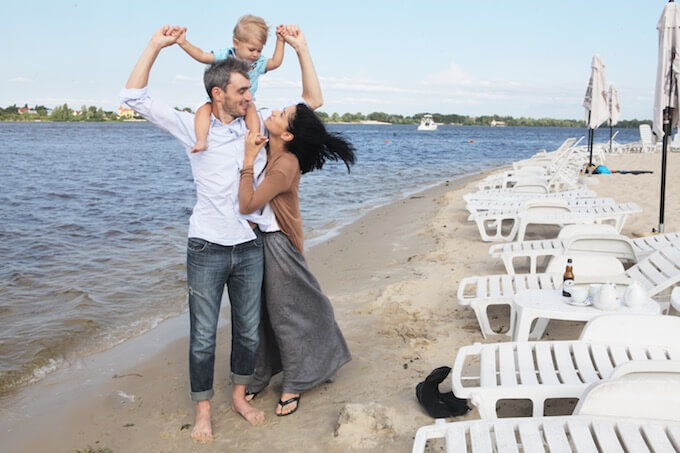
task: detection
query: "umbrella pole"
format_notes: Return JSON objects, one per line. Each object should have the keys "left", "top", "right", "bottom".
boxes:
{"left": 587, "top": 111, "right": 593, "bottom": 172}
{"left": 609, "top": 121, "right": 613, "bottom": 153}
{"left": 659, "top": 49, "right": 675, "bottom": 233}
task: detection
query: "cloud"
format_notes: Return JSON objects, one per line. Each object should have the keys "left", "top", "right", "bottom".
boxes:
{"left": 11, "top": 76, "right": 30, "bottom": 83}
{"left": 421, "top": 62, "right": 473, "bottom": 85}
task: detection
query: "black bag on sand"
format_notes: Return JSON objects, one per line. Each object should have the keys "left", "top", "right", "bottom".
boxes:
{"left": 415, "top": 366, "right": 470, "bottom": 418}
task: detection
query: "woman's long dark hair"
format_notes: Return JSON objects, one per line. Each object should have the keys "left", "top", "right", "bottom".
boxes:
{"left": 285, "top": 104, "right": 356, "bottom": 174}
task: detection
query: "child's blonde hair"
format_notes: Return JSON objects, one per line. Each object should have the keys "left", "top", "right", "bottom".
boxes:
{"left": 233, "top": 15, "right": 269, "bottom": 46}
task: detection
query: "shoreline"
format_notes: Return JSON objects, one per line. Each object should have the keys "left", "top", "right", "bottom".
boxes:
{"left": 3, "top": 150, "right": 677, "bottom": 452}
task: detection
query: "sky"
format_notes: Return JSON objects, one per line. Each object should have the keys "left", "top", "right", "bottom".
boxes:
{"left": 1, "top": 1, "right": 669, "bottom": 119}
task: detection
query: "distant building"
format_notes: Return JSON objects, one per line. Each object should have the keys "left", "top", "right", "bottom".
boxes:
{"left": 490, "top": 120, "right": 506, "bottom": 127}
{"left": 117, "top": 106, "right": 136, "bottom": 119}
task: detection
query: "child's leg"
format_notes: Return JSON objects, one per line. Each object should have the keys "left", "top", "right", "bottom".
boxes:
{"left": 193, "top": 103, "right": 212, "bottom": 153}
{"left": 245, "top": 103, "right": 260, "bottom": 135}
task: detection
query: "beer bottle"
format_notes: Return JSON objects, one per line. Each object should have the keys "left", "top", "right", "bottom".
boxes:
{"left": 562, "top": 258, "right": 575, "bottom": 297}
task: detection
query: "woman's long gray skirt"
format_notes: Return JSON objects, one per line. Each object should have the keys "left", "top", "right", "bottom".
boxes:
{"left": 247, "top": 231, "right": 351, "bottom": 394}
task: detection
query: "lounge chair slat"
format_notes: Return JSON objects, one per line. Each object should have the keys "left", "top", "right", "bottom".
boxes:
{"left": 494, "top": 423, "right": 520, "bottom": 453}
{"left": 642, "top": 423, "right": 676, "bottom": 453}
{"left": 501, "top": 275, "right": 514, "bottom": 296}
{"left": 627, "top": 344, "right": 649, "bottom": 361}
{"left": 591, "top": 419, "right": 625, "bottom": 453}
{"left": 572, "top": 343, "right": 600, "bottom": 382}
{"left": 516, "top": 343, "right": 539, "bottom": 385}
{"left": 666, "top": 424, "right": 680, "bottom": 450}
{"left": 552, "top": 342, "right": 581, "bottom": 384}
{"left": 542, "top": 420, "right": 572, "bottom": 452}
{"left": 590, "top": 344, "right": 614, "bottom": 378}
{"left": 566, "top": 419, "right": 599, "bottom": 453}
{"left": 535, "top": 343, "right": 560, "bottom": 385}
{"left": 650, "top": 252, "right": 679, "bottom": 280}
{"left": 475, "top": 277, "right": 486, "bottom": 299}
{"left": 637, "top": 260, "right": 667, "bottom": 287}
{"left": 616, "top": 421, "right": 651, "bottom": 452}
{"left": 469, "top": 422, "right": 494, "bottom": 452}
{"left": 646, "top": 346, "right": 669, "bottom": 361}
{"left": 608, "top": 345, "right": 630, "bottom": 367}
{"left": 498, "top": 343, "right": 517, "bottom": 386}
{"left": 489, "top": 277, "right": 501, "bottom": 298}
{"left": 443, "top": 424, "right": 468, "bottom": 452}
{"left": 515, "top": 276, "right": 528, "bottom": 292}
{"left": 517, "top": 422, "right": 545, "bottom": 452}
{"left": 480, "top": 347, "right": 497, "bottom": 387}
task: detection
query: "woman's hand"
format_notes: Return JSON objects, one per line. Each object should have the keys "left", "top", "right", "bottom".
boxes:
{"left": 244, "top": 130, "right": 268, "bottom": 165}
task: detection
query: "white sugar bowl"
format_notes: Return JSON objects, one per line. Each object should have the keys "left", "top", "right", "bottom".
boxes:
{"left": 593, "top": 283, "right": 620, "bottom": 310}
{"left": 623, "top": 282, "right": 646, "bottom": 307}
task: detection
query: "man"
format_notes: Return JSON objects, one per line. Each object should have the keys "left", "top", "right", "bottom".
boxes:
{"left": 121, "top": 25, "right": 270, "bottom": 442}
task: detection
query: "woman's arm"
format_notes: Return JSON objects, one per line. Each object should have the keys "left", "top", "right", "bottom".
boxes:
{"left": 239, "top": 131, "right": 293, "bottom": 214}
{"left": 281, "top": 26, "right": 323, "bottom": 109}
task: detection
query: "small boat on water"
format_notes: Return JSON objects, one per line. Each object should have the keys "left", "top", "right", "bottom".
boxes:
{"left": 417, "top": 114, "right": 437, "bottom": 131}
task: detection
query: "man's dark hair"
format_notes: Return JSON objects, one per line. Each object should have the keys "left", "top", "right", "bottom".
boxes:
{"left": 203, "top": 57, "right": 250, "bottom": 100}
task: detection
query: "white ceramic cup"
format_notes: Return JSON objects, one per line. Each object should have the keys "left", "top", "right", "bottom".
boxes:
{"left": 571, "top": 287, "right": 588, "bottom": 303}
{"left": 588, "top": 284, "right": 602, "bottom": 301}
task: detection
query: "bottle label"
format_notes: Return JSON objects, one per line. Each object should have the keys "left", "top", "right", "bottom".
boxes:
{"left": 562, "top": 279, "right": 574, "bottom": 297}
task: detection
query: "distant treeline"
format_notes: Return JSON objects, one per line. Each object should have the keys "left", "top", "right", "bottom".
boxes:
{"left": 316, "top": 111, "right": 652, "bottom": 129}
{"left": 0, "top": 104, "right": 119, "bottom": 121}
{"left": 0, "top": 104, "right": 652, "bottom": 128}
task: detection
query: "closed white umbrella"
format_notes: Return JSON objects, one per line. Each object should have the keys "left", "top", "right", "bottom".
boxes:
{"left": 608, "top": 85, "right": 620, "bottom": 152}
{"left": 609, "top": 85, "right": 620, "bottom": 126}
{"left": 653, "top": 0, "right": 680, "bottom": 233}
{"left": 583, "top": 54, "right": 610, "bottom": 169}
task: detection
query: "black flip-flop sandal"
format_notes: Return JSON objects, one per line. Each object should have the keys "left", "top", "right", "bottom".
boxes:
{"left": 276, "top": 395, "right": 301, "bottom": 416}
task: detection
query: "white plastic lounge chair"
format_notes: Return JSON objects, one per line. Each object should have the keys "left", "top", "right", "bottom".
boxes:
{"left": 457, "top": 243, "right": 680, "bottom": 338}
{"left": 449, "top": 314, "right": 680, "bottom": 419}
{"left": 627, "top": 124, "right": 658, "bottom": 153}
{"left": 478, "top": 156, "right": 586, "bottom": 192}
{"left": 672, "top": 287, "right": 680, "bottom": 312}
{"left": 488, "top": 224, "right": 657, "bottom": 275}
{"left": 511, "top": 138, "right": 579, "bottom": 170}
{"left": 470, "top": 199, "right": 640, "bottom": 243}
{"left": 412, "top": 359, "right": 680, "bottom": 452}
{"left": 463, "top": 187, "right": 596, "bottom": 204}
{"left": 466, "top": 196, "right": 615, "bottom": 217}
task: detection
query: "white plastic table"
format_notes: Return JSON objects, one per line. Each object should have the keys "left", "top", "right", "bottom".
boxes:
{"left": 512, "top": 289, "right": 661, "bottom": 341}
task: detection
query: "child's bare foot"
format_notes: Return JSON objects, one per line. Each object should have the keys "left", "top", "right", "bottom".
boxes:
{"left": 191, "top": 139, "right": 208, "bottom": 153}
{"left": 191, "top": 400, "right": 213, "bottom": 443}
{"left": 275, "top": 393, "right": 301, "bottom": 416}
{"left": 232, "top": 394, "right": 265, "bottom": 425}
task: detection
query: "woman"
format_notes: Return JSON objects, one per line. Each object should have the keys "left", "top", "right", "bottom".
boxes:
{"left": 238, "top": 26, "right": 355, "bottom": 416}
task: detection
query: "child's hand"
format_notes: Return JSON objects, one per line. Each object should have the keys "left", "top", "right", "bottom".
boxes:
{"left": 281, "top": 25, "right": 305, "bottom": 50}
{"left": 176, "top": 27, "right": 187, "bottom": 45}
{"left": 245, "top": 130, "right": 268, "bottom": 161}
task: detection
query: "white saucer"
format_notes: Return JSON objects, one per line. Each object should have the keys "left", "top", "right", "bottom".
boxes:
{"left": 567, "top": 298, "right": 592, "bottom": 307}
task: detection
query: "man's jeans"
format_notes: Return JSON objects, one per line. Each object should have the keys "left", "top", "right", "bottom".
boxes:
{"left": 186, "top": 229, "right": 263, "bottom": 402}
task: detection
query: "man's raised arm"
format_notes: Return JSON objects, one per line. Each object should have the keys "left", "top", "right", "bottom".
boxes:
{"left": 126, "top": 25, "right": 181, "bottom": 89}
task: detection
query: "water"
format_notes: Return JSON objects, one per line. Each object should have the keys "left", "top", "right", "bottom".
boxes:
{"left": 0, "top": 121, "right": 640, "bottom": 395}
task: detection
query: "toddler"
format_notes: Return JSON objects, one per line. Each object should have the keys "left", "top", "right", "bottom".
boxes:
{"left": 178, "top": 15, "right": 285, "bottom": 152}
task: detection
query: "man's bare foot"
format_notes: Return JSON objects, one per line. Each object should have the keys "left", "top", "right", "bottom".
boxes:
{"left": 191, "top": 400, "right": 213, "bottom": 443}
{"left": 275, "top": 393, "right": 301, "bottom": 416}
{"left": 232, "top": 394, "right": 265, "bottom": 425}
{"left": 191, "top": 139, "right": 208, "bottom": 153}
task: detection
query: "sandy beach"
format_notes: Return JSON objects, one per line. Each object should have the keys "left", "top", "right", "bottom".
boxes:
{"left": 2, "top": 150, "right": 679, "bottom": 453}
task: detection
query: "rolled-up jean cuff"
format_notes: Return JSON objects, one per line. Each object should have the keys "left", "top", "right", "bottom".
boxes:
{"left": 231, "top": 372, "right": 254, "bottom": 385}
{"left": 190, "top": 388, "right": 214, "bottom": 402}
